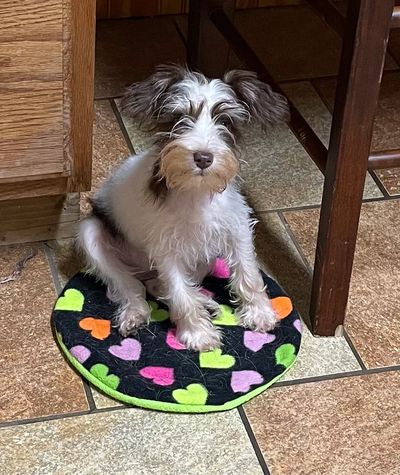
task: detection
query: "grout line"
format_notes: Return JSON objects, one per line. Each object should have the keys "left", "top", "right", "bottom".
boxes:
{"left": 237, "top": 407, "right": 270, "bottom": 475}
{"left": 277, "top": 211, "right": 314, "bottom": 275}
{"left": 42, "top": 242, "right": 62, "bottom": 296}
{"left": 82, "top": 382, "right": 97, "bottom": 412}
{"left": 109, "top": 98, "right": 136, "bottom": 155}
{"left": 0, "top": 405, "right": 128, "bottom": 430}
{"left": 256, "top": 194, "right": 400, "bottom": 215}
{"left": 274, "top": 364, "right": 400, "bottom": 388}
{"left": 368, "top": 170, "right": 390, "bottom": 198}
{"left": 343, "top": 329, "right": 367, "bottom": 371}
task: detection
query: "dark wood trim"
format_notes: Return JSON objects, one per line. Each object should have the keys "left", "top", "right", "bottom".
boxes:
{"left": 187, "top": 0, "right": 235, "bottom": 77}
{"left": 368, "top": 149, "right": 400, "bottom": 170}
{"left": 391, "top": 5, "right": 400, "bottom": 28}
{"left": 310, "top": 0, "right": 394, "bottom": 335}
{"left": 305, "top": 0, "right": 345, "bottom": 36}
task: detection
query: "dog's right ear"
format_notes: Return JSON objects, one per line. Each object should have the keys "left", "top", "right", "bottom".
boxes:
{"left": 120, "top": 64, "right": 186, "bottom": 123}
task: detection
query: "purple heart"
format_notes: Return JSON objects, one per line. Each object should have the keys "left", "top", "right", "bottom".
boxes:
{"left": 244, "top": 331, "right": 276, "bottom": 352}
{"left": 293, "top": 319, "right": 302, "bottom": 333}
{"left": 70, "top": 345, "right": 91, "bottom": 363}
{"left": 231, "top": 370, "right": 264, "bottom": 393}
{"left": 109, "top": 338, "right": 141, "bottom": 361}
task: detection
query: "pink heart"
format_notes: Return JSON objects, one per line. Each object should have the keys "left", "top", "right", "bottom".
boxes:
{"left": 211, "top": 258, "right": 230, "bottom": 278}
{"left": 166, "top": 329, "right": 186, "bottom": 350}
{"left": 244, "top": 331, "right": 276, "bottom": 352}
{"left": 70, "top": 345, "right": 91, "bottom": 363}
{"left": 231, "top": 370, "right": 264, "bottom": 393}
{"left": 109, "top": 338, "right": 141, "bottom": 361}
{"left": 293, "top": 319, "right": 302, "bottom": 333}
{"left": 139, "top": 366, "right": 174, "bottom": 386}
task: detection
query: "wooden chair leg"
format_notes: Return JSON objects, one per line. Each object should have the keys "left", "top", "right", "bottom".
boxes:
{"left": 310, "top": 0, "right": 394, "bottom": 336}
{"left": 187, "top": 0, "right": 235, "bottom": 77}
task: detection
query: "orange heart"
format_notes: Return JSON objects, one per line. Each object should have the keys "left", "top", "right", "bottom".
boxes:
{"left": 272, "top": 297, "right": 293, "bottom": 320}
{"left": 79, "top": 317, "right": 111, "bottom": 340}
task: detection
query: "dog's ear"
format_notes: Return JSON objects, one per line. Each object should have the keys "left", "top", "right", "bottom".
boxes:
{"left": 120, "top": 64, "right": 186, "bottom": 123}
{"left": 224, "top": 70, "right": 289, "bottom": 127}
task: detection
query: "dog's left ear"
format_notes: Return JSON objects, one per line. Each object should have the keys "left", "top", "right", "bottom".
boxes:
{"left": 120, "top": 64, "right": 186, "bottom": 123}
{"left": 224, "top": 70, "right": 289, "bottom": 127}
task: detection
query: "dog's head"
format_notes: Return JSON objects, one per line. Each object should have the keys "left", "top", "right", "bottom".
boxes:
{"left": 121, "top": 64, "right": 289, "bottom": 197}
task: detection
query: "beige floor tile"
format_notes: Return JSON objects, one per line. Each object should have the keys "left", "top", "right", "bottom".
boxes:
{"left": 0, "top": 409, "right": 263, "bottom": 475}
{"left": 255, "top": 213, "right": 360, "bottom": 381}
{"left": 314, "top": 72, "right": 400, "bottom": 196}
{"left": 95, "top": 18, "right": 185, "bottom": 99}
{"left": 245, "top": 372, "right": 400, "bottom": 475}
{"left": 284, "top": 200, "right": 400, "bottom": 368}
{"left": 0, "top": 245, "right": 88, "bottom": 422}
{"left": 235, "top": 6, "right": 397, "bottom": 82}
{"left": 91, "top": 387, "right": 122, "bottom": 409}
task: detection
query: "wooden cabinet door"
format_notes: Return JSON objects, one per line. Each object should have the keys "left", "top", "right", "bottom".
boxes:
{"left": 0, "top": 0, "right": 95, "bottom": 201}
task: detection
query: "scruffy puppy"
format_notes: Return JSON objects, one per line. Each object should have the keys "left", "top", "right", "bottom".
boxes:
{"left": 79, "top": 65, "right": 289, "bottom": 351}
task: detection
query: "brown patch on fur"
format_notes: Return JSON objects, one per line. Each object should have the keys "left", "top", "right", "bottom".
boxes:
{"left": 160, "top": 144, "right": 239, "bottom": 194}
{"left": 148, "top": 157, "right": 168, "bottom": 202}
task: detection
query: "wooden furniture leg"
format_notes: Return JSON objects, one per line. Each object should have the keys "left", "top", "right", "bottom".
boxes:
{"left": 310, "top": 0, "right": 394, "bottom": 335}
{"left": 187, "top": 0, "right": 235, "bottom": 77}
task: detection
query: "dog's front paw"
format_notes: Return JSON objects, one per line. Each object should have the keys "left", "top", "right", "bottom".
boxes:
{"left": 116, "top": 302, "right": 150, "bottom": 336}
{"left": 236, "top": 295, "right": 278, "bottom": 332}
{"left": 176, "top": 319, "right": 222, "bottom": 351}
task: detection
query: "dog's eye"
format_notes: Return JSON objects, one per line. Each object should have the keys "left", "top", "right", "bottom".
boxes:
{"left": 219, "top": 117, "right": 232, "bottom": 128}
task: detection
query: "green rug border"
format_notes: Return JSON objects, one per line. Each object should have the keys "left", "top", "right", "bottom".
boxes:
{"left": 56, "top": 331, "right": 300, "bottom": 413}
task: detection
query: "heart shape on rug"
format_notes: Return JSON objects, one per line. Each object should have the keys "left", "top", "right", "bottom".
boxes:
{"left": 271, "top": 296, "right": 293, "bottom": 320}
{"left": 79, "top": 317, "right": 111, "bottom": 340}
{"left": 244, "top": 331, "right": 276, "bottom": 352}
{"left": 55, "top": 289, "right": 84, "bottom": 312}
{"left": 109, "top": 338, "right": 141, "bottom": 361}
{"left": 139, "top": 366, "right": 174, "bottom": 386}
{"left": 199, "top": 348, "right": 235, "bottom": 369}
{"left": 166, "top": 329, "right": 186, "bottom": 350}
{"left": 149, "top": 301, "right": 169, "bottom": 322}
{"left": 212, "top": 305, "right": 238, "bottom": 326}
{"left": 70, "top": 345, "right": 91, "bottom": 363}
{"left": 231, "top": 370, "right": 264, "bottom": 393}
{"left": 293, "top": 319, "right": 302, "bottom": 333}
{"left": 90, "top": 363, "right": 120, "bottom": 390}
{"left": 211, "top": 258, "right": 231, "bottom": 278}
{"left": 172, "top": 384, "right": 208, "bottom": 405}
{"left": 275, "top": 343, "right": 296, "bottom": 369}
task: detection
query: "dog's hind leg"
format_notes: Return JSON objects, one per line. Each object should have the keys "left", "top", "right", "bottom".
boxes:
{"left": 78, "top": 216, "right": 150, "bottom": 336}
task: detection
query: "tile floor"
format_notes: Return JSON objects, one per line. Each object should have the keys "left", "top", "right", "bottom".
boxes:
{"left": 1, "top": 5, "right": 400, "bottom": 474}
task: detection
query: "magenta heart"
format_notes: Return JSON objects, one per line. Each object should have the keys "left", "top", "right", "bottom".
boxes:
{"left": 210, "top": 258, "right": 230, "bottom": 278}
{"left": 109, "top": 338, "right": 141, "bottom": 361}
{"left": 70, "top": 345, "right": 91, "bottom": 363}
{"left": 293, "top": 319, "right": 302, "bottom": 333}
{"left": 139, "top": 366, "right": 174, "bottom": 386}
{"left": 231, "top": 370, "right": 263, "bottom": 393}
{"left": 166, "top": 329, "right": 186, "bottom": 350}
{"left": 244, "top": 331, "right": 276, "bottom": 352}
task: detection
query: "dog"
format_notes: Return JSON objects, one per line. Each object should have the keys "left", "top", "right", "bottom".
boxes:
{"left": 78, "top": 64, "right": 289, "bottom": 351}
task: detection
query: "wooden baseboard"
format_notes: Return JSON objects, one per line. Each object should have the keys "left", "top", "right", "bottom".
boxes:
{"left": 0, "top": 193, "right": 79, "bottom": 245}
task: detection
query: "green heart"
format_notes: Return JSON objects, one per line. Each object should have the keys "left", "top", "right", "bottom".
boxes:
{"left": 90, "top": 364, "right": 120, "bottom": 390}
{"left": 212, "top": 304, "right": 238, "bottom": 326}
{"left": 148, "top": 301, "right": 169, "bottom": 322}
{"left": 55, "top": 288, "right": 84, "bottom": 312}
{"left": 172, "top": 384, "right": 208, "bottom": 405}
{"left": 275, "top": 343, "right": 296, "bottom": 369}
{"left": 199, "top": 348, "right": 235, "bottom": 369}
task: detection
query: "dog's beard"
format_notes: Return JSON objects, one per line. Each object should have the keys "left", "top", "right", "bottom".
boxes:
{"left": 159, "top": 144, "right": 239, "bottom": 194}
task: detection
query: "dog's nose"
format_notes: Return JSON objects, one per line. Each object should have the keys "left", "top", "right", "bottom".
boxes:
{"left": 193, "top": 151, "right": 214, "bottom": 169}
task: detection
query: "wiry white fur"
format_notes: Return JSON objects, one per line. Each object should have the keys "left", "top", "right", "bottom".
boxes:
{"left": 79, "top": 69, "right": 278, "bottom": 351}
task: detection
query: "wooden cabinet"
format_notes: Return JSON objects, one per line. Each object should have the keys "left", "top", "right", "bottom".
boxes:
{"left": 0, "top": 0, "right": 95, "bottom": 244}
